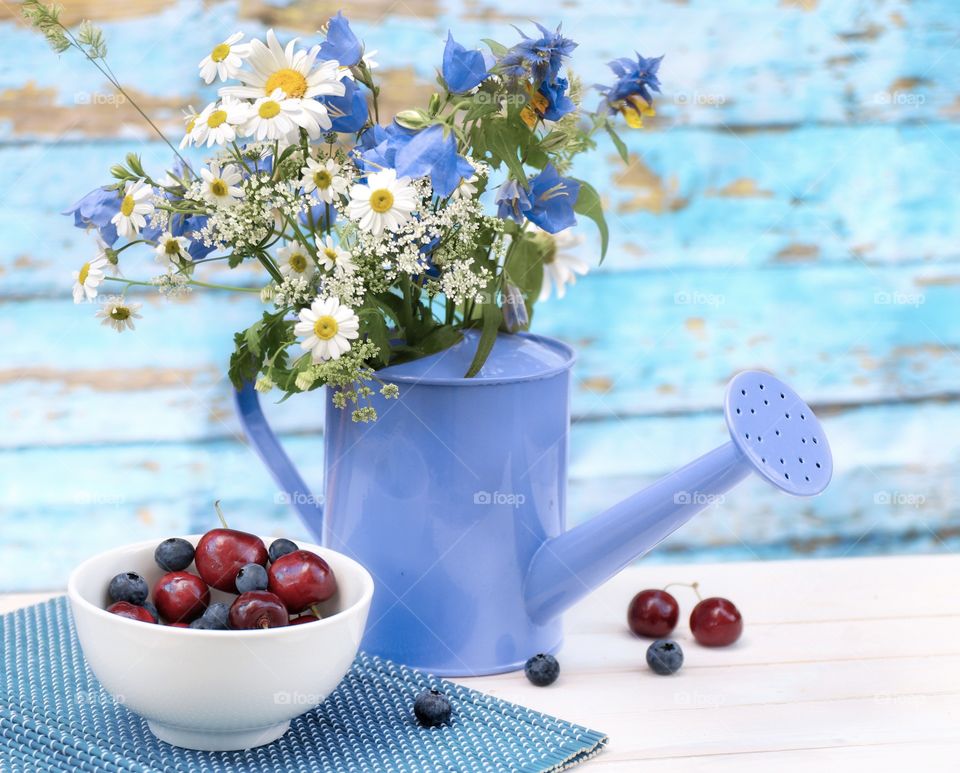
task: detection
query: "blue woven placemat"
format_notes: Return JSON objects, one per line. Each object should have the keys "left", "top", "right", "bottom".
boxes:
{"left": 0, "top": 597, "right": 606, "bottom": 772}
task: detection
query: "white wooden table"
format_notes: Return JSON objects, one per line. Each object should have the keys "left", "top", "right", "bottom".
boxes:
{"left": 4, "top": 555, "right": 959, "bottom": 771}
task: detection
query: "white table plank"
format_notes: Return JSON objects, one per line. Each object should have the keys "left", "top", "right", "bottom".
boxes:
{"left": 3, "top": 555, "right": 958, "bottom": 770}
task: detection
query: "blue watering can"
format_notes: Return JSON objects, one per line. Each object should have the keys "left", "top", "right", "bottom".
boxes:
{"left": 237, "top": 331, "right": 832, "bottom": 676}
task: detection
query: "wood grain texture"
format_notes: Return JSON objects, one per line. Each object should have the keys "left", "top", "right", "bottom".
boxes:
{"left": 1, "top": 0, "right": 958, "bottom": 586}
{"left": 3, "top": 555, "right": 958, "bottom": 769}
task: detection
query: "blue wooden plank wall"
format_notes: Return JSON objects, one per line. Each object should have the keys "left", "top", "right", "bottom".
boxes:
{"left": 1, "top": 0, "right": 958, "bottom": 590}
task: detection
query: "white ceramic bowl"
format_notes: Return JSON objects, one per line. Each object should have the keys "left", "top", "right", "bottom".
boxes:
{"left": 67, "top": 535, "right": 373, "bottom": 751}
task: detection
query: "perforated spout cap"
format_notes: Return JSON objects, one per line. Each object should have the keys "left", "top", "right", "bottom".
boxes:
{"left": 724, "top": 371, "right": 833, "bottom": 496}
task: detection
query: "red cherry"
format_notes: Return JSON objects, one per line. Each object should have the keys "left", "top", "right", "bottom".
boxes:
{"left": 268, "top": 550, "right": 337, "bottom": 613}
{"left": 194, "top": 528, "right": 268, "bottom": 592}
{"left": 107, "top": 601, "right": 157, "bottom": 623}
{"left": 168, "top": 622, "right": 190, "bottom": 628}
{"left": 229, "top": 591, "right": 289, "bottom": 629}
{"left": 627, "top": 589, "right": 679, "bottom": 638}
{"left": 289, "top": 614, "right": 319, "bottom": 625}
{"left": 690, "top": 597, "right": 743, "bottom": 646}
{"left": 154, "top": 571, "right": 210, "bottom": 623}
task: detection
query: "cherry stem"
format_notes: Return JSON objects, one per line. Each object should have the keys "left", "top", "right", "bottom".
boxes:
{"left": 214, "top": 500, "right": 230, "bottom": 529}
{"left": 258, "top": 617, "right": 270, "bottom": 629}
{"left": 663, "top": 581, "right": 702, "bottom": 601}
{"left": 310, "top": 604, "right": 323, "bottom": 619}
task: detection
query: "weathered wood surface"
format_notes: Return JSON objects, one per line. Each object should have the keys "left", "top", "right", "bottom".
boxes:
{"left": 1, "top": 0, "right": 959, "bottom": 589}
{"left": 5, "top": 555, "right": 960, "bottom": 768}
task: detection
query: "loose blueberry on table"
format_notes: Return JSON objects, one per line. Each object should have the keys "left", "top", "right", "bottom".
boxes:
{"left": 646, "top": 639, "right": 683, "bottom": 675}
{"left": 414, "top": 690, "right": 452, "bottom": 727}
{"left": 524, "top": 653, "right": 560, "bottom": 687}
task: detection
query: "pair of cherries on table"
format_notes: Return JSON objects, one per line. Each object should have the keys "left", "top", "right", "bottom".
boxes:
{"left": 106, "top": 510, "right": 335, "bottom": 629}
{"left": 628, "top": 584, "right": 743, "bottom": 646}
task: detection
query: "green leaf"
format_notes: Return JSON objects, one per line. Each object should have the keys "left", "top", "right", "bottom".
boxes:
{"left": 482, "top": 38, "right": 508, "bottom": 57}
{"left": 504, "top": 234, "right": 544, "bottom": 316}
{"left": 572, "top": 179, "right": 609, "bottom": 262}
{"left": 464, "top": 304, "right": 502, "bottom": 378}
{"left": 605, "top": 123, "right": 630, "bottom": 165}
{"left": 359, "top": 309, "right": 391, "bottom": 367}
{"left": 418, "top": 325, "right": 463, "bottom": 356}
{"left": 485, "top": 118, "right": 528, "bottom": 184}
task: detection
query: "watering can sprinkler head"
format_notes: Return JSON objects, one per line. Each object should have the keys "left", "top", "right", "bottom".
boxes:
{"left": 524, "top": 370, "right": 833, "bottom": 624}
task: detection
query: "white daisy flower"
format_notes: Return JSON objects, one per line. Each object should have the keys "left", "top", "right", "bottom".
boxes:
{"left": 241, "top": 90, "right": 302, "bottom": 144}
{"left": 300, "top": 157, "right": 349, "bottom": 203}
{"left": 110, "top": 179, "right": 155, "bottom": 239}
{"left": 450, "top": 173, "right": 478, "bottom": 201}
{"left": 191, "top": 98, "right": 249, "bottom": 147}
{"left": 154, "top": 232, "right": 191, "bottom": 268}
{"left": 198, "top": 32, "right": 251, "bottom": 84}
{"left": 179, "top": 105, "right": 200, "bottom": 149}
{"left": 316, "top": 235, "right": 356, "bottom": 274}
{"left": 96, "top": 300, "right": 142, "bottom": 332}
{"left": 294, "top": 296, "right": 360, "bottom": 363}
{"left": 219, "top": 30, "right": 346, "bottom": 134}
{"left": 72, "top": 250, "right": 110, "bottom": 304}
{"left": 200, "top": 162, "right": 244, "bottom": 207}
{"left": 347, "top": 169, "right": 417, "bottom": 236}
{"left": 277, "top": 242, "right": 317, "bottom": 281}
{"left": 538, "top": 228, "right": 588, "bottom": 301}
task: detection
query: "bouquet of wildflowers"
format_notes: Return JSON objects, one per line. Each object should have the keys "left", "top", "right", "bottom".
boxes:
{"left": 26, "top": 2, "right": 663, "bottom": 421}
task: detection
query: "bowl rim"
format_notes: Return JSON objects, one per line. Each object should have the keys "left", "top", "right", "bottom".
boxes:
{"left": 67, "top": 534, "right": 375, "bottom": 637}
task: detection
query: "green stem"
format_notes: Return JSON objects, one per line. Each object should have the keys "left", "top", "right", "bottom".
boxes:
{"left": 103, "top": 276, "right": 260, "bottom": 293}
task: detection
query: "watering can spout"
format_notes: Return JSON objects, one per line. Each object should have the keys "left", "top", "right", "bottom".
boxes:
{"left": 524, "top": 371, "right": 833, "bottom": 624}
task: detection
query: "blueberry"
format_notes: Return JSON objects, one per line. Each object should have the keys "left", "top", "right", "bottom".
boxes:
{"left": 108, "top": 572, "right": 149, "bottom": 606}
{"left": 268, "top": 538, "right": 299, "bottom": 564}
{"left": 524, "top": 653, "right": 560, "bottom": 686}
{"left": 235, "top": 563, "right": 269, "bottom": 594}
{"left": 154, "top": 538, "right": 195, "bottom": 572}
{"left": 646, "top": 639, "right": 684, "bottom": 675}
{"left": 413, "top": 689, "right": 452, "bottom": 727}
{"left": 142, "top": 601, "right": 159, "bottom": 622}
{"left": 189, "top": 602, "right": 230, "bottom": 630}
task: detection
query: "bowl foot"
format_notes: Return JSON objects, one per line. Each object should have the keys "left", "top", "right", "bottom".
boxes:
{"left": 147, "top": 719, "right": 291, "bottom": 751}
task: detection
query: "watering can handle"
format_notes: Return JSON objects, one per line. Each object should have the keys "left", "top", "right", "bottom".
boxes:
{"left": 234, "top": 381, "right": 324, "bottom": 527}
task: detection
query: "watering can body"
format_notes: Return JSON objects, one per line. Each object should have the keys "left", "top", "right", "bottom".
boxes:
{"left": 236, "top": 332, "right": 833, "bottom": 675}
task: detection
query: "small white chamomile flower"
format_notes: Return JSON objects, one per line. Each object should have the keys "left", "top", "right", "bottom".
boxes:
{"left": 347, "top": 169, "right": 417, "bottom": 236}
{"left": 316, "top": 235, "right": 356, "bottom": 274}
{"left": 450, "top": 173, "right": 479, "bottom": 201}
{"left": 277, "top": 242, "right": 317, "bottom": 281}
{"left": 300, "top": 157, "right": 348, "bottom": 203}
{"left": 198, "top": 32, "right": 251, "bottom": 84}
{"left": 179, "top": 105, "right": 200, "bottom": 149}
{"left": 154, "top": 232, "right": 191, "bottom": 267}
{"left": 72, "top": 251, "right": 110, "bottom": 303}
{"left": 538, "top": 228, "right": 588, "bottom": 301}
{"left": 241, "top": 90, "right": 302, "bottom": 144}
{"left": 200, "top": 162, "right": 244, "bottom": 207}
{"left": 96, "top": 300, "right": 142, "bottom": 332}
{"left": 295, "top": 296, "right": 360, "bottom": 362}
{"left": 110, "top": 179, "right": 155, "bottom": 239}
{"left": 191, "top": 98, "right": 249, "bottom": 147}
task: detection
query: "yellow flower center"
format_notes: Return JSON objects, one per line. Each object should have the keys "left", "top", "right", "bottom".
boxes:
{"left": 265, "top": 68, "right": 308, "bottom": 98}
{"left": 313, "top": 315, "right": 338, "bottom": 340}
{"left": 164, "top": 238, "right": 181, "bottom": 256}
{"left": 324, "top": 247, "right": 338, "bottom": 261}
{"left": 258, "top": 100, "right": 281, "bottom": 119}
{"left": 370, "top": 189, "right": 394, "bottom": 213}
{"left": 185, "top": 118, "right": 196, "bottom": 133}
{"left": 210, "top": 43, "right": 231, "bottom": 62}
{"left": 313, "top": 170, "right": 332, "bottom": 189}
{"left": 206, "top": 109, "right": 228, "bottom": 128}
{"left": 210, "top": 178, "right": 227, "bottom": 197}
{"left": 120, "top": 194, "right": 135, "bottom": 217}
{"left": 110, "top": 306, "right": 131, "bottom": 321}
{"left": 289, "top": 253, "right": 308, "bottom": 272}
{"left": 78, "top": 262, "right": 91, "bottom": 285}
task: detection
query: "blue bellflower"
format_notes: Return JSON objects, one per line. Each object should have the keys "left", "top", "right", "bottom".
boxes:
{"left": 319, "top": 79, "right": 370, "bottom": 133}
{"left": 64, "top": 186, "right": 121, "bottom": 245}
{"left": 500, "top": 23, "right": 577, "bottom": 84}
{"left": 525, "top": 164, "right": 580, "bottom": 233}
{"left": 318, "top": 12, "right": 362, "bottom": 67}
{"left": 495, "top": 179, "right": 532, "bottom": 225}
{"left": 537, "top": 76, "right": 574, "bottom": 121}
{"left": 442, "top": 33, "right": 492, "bottom": 93}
